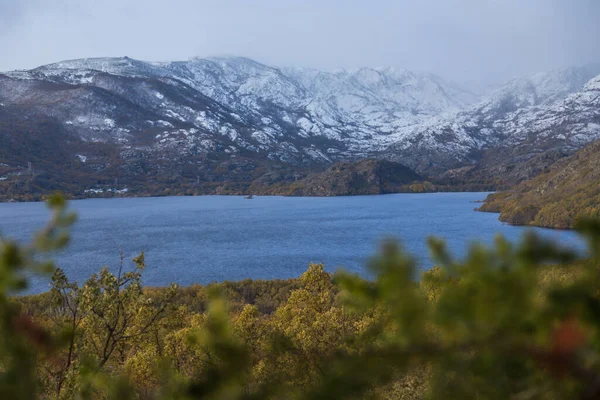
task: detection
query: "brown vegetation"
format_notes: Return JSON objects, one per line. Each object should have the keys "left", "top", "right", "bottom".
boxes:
{"left": 478, "top": 140, "right": 600, "bottom": 229}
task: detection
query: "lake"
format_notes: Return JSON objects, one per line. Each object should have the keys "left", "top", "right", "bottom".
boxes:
{"left": 0, "top": 193, "right": 584, "bottom": 293}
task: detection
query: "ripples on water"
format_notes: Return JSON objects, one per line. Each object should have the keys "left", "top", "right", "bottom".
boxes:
{"left": 0, "top": 193, "right": 584, "bottom": 293}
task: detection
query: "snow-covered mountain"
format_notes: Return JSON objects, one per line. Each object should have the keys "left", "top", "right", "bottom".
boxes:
{"left": 385, "top": 64, "right": 600, "bottom": 174}
{"left": 1, "top": 56, "right": 479, "bottom": 165}
{"left": 1, "top": 56, "right": 599, "bottom": 194}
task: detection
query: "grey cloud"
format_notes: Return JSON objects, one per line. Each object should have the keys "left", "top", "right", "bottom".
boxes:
{"left": 0, "top": 0, "right": 31, "bottom": 26}
{"left": 0, "top": 0, "right": 598, "bottom": 86}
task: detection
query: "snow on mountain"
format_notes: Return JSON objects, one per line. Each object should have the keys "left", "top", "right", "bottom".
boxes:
{"left": 279, "top": 66, "right": 480, "bottom": 153}
{"left": 385, "top": 65, "right": 600, "bottom": 173}
{"left": 1, "top": 56, "right": 599, "bottom": 177}
{"left": 1, "top": 56, "right": 482, "bottom": 165}
{"left": 504, "top": 71, "right": 600, "bottom": 148}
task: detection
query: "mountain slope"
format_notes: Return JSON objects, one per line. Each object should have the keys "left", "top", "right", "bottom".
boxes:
{"left": 0, "top": 56, "right": 479, "bottom": 199}
{"left": 385, "top": 65, "right": 600, "bottom": 175}
{"left": 1, "top": 57, "right": 600, "bottom": 199}
{"left": 5, "top": 56, "right": 478, "bottom": 160}
{"left": 478, "top": 139, "right": 600, "bottom": 229}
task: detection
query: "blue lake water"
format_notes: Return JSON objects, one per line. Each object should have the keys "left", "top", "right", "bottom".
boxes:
{"left": 0, "top": 193, "right": 584, "bottom": 293}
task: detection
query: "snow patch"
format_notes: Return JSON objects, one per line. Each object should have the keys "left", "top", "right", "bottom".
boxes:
{"left": 156, "top": 120, "right": 174, "bottom": 128}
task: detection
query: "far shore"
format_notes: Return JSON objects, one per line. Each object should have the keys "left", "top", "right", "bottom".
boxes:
{"left": 0, "top": 189, "right": 495, "bottom": 204}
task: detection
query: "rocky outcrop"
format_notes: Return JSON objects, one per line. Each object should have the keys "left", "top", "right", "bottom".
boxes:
{"left": 267, "top": 159, "right": 421, "bottom": 196}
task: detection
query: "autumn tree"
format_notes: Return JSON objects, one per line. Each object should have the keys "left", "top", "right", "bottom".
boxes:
{"left": 6, "top": 195, "right": 600, "bottom": 399}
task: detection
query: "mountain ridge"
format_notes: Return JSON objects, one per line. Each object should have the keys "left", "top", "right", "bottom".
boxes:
{"left": 385, "top": 65, "right": 600, "bottom": 177}
{"left": 1, "top": 56, "right": 599, "bottom": 199}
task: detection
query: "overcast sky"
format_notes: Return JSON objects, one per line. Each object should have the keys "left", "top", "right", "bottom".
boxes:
{"left": 1, "top": 0, "right": 598, "bottom": 86}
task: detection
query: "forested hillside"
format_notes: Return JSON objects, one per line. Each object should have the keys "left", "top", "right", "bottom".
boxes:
{"left": 478, "top": 139, "right": 600, "bottom": 229}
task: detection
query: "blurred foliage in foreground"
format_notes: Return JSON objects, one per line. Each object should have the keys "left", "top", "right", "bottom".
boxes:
{"left": 3, "top": 195, "right": 600, "bottom": 399}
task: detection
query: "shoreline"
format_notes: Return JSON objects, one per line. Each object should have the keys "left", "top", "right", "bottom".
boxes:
{"left": 0, "top": 188, "right": 496, "bottom": 204}
{"left": 476, "top": 207, "right": 578, "bottom": 231}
